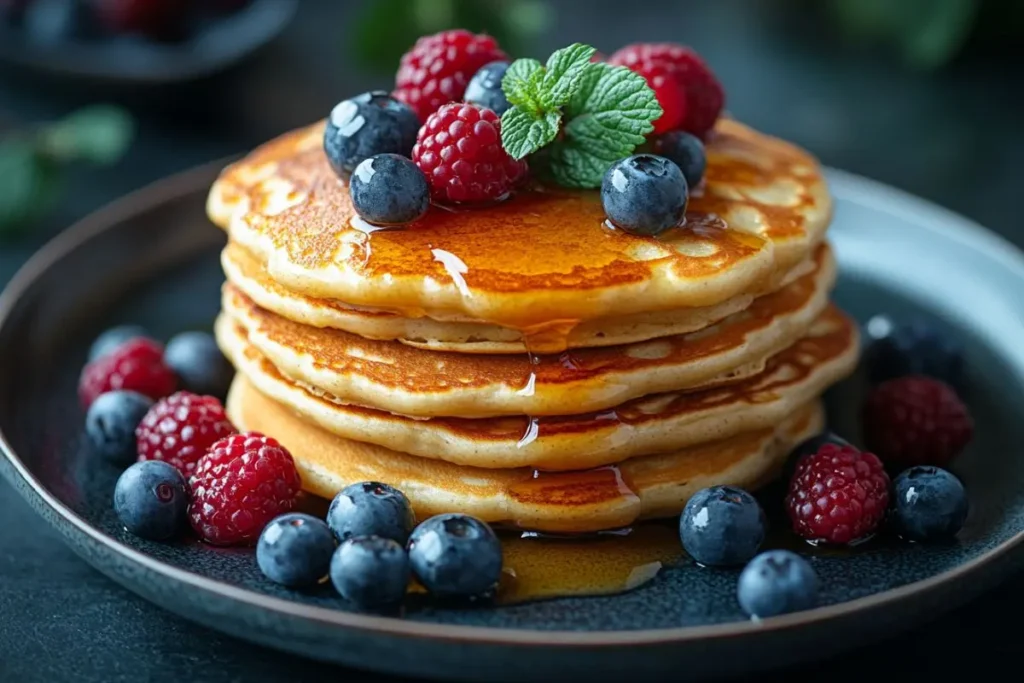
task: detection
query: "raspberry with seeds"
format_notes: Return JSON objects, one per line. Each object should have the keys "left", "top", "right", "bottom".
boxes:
{"left": 188, "top": 432, "right": 302, "bottom": 546}
{"left": 78, "top": 338, "right": 177, "bottom": 409}
{"left": 135, "top": 392, "right": 237, "bottom": 477}
{"left": 393, "top": 29, "right": 508, "bottom": 122}
{"left": 412, "top": 102, "right": 527, "bottom": 204}
{"left": 862, "top": 375, "right": 974, "bottom": 468}
{"left": 785, "top": 443, "right": 890, "bottom": 545}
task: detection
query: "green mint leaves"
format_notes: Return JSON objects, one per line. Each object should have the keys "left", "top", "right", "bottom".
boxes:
{"left": 500, "top": 43, "right": 595, "bottom": 160}
{"left": 499, "top": 43, "right": 662, "bottom": 188}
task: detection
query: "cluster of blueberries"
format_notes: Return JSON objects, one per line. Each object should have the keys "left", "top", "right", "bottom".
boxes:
{"left": 256, "top": 483, "right": 503, "bottom": 608}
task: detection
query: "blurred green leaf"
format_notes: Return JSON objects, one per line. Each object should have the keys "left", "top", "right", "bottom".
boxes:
{"left": 0, "top": 140, "right": 61, "bottom": 238}
{"left": 39, "top": 104, "right": 135, "bottom": 165}
{"left": 350, "top": 0, "right": 553, "bottom": 73}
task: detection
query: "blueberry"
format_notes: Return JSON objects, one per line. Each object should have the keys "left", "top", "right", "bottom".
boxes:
{"left": 85, "top": 390, "right": 154, "bottom": 464}
{"left": 863, "top": 315, "right": 964, "bottom": 388}
{"left": 679, "top": 486, "right": 766, "bottom": 566}
{"left": 349, "top": 154, "right": 430, "bottom": 226}
{"left": 784, "top": 431, "right": 851, "bottom": 479}
{"left": 327, "top": 481, "right": 416, "bottom": 545}
{"left": 330, "top": 536, "right": 410, "bottom": 608}
{"left": 601, "top": 154, "right": 688, "bottom": 236}
{"left": 256, "top": 513, "right": 336, "bottom": 587}
{"left": 164, "top": 330, "right": 233, "bottom": 399}
{"left": 653, "top": 131, "right": 706, "bottom": 189}
{"left": 464, "top": 61, "right": 512, "bottom": 116}
{"left": 113, "top": 460, "right": 189, "bottom": 541}
{"left": 323, "top": 91, "right": 420, "bottom": 180}
{"left": 892, "top": 466, "right": 968, "bottom": 541}
{"left": 88, "top": 324, "right": 152, "bottom": 362}
{"left": 24, "top": 0, "right": 98, "bottom": 43}
{"left": 737, "top": 550, "right": 819, "bottom": 618}
{"left": 406, "top": 513, "right": 502, "bottom": 599}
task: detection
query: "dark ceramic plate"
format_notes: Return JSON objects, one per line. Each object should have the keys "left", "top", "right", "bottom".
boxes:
{"left": 1, "top": 163, "right": 1024, "bottom": 682}
{"left": 0, "top": 0, "right": 297, "bottom": 84}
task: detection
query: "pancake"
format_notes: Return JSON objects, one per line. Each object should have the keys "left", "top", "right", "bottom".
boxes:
{"left": 219, "top": 242, "right": 835, "bottom": 418}
{"left": 207, "top": 117, "right": 831, "bottom": 331}
{"left": 216, "top": 304, "right": 858, "bottom": 470}
{"left": 226, "top": 374, "right": 825, "bottom": 533}
{"left": 222, "top": 240, "right": 819, "bottom": 354}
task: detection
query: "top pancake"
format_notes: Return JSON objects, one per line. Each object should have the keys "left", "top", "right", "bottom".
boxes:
{"left": 207, "top": 118, "right": 831, "bottom": 331}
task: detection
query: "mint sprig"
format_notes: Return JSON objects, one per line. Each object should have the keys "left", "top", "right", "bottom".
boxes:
{"left": 499, "top": 43, "right": 662, "bottom": 188}
{"left": 500, "top": 43, "right": 595, "bottom": 160}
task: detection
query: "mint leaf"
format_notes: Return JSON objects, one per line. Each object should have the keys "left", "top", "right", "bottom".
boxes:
{"left": 501, "top": 107, "right": 561, "bottom": 160}
{"left": 502, "top": 58, "right": 543, "bottom": 113}
{"left": 547, "top": 63, "right": 662, "bottom": 188}
{"left": 40, "top": 105, "right": 135, "bottom": 166}
{"left": 539, "top": 43, "right": 595, "bottom": 108}
{"left": 0, "top": 140, "right": 61, "bottom": 239}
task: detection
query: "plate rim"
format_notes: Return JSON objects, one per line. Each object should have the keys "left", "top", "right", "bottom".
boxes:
{"left": 2, "top": 161, "right": 1024, "bottom": 647}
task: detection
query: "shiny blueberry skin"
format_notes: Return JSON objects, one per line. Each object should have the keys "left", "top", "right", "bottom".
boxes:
{"left": 85, "top": 390, "right": 154, "bottom": 464}
{"left": 679, "top": 486, "right": 766, "bottom": 566}
{"left": 113, "top": 461, "right": 189, "bottom": 541}
{"left": 892, "top": 466, "right": 969, "bottom": 541}
{"left": 784, "top": 430, "right": 852, "bottom": 479}
{"left": 464, "top": 61, "right": 512, "bottom": 115}
{"left": 601, "top": 154, "right": 688, "bottom": 236}
{"left": 164, "top": 330, "right": 233, "bottom": 399}
{"left": 88, "top": 324, "right": 151, "bottom": 362}
{"left": 407, "top": 513, "right": 503, "bottom": 599}
{"left": 863, "top": 315, "right": 964, "bottom": 389}
{"left": 330, "top": 536, "right": 410, "bottom": 608}
{"left": 737, "top": 550, "right": 819, "bottom": 618}
{"left": 323, "top": 91, "right": 420, "bottom": 179}
{"left": 327, "top": 481, "right": 416, "bottom": 545}
{"left": 256, "top": 513, "right": 336, "bottom": 587}
{"left": 349, "top": 153, "right": 430, "bottom": 226}
{"left": 653, "top": 131, "right": 706, "bottom": 189}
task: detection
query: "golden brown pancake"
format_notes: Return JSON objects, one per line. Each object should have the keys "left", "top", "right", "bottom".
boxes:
{"left": 207, "top": 118, "right": 831, "bottom": 331}
{"left": 216, "top": 304, "right": 858, "bottom": 470}
{"left": 227, "top": 374, "right": 824, "bottom": 533}
{"left": 219, "top": 243, "right": 835, "bottom": 418}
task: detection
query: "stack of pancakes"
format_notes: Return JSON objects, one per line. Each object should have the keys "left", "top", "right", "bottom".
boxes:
{"left": 206, "top": 118, "right": 858, "bottom": 534}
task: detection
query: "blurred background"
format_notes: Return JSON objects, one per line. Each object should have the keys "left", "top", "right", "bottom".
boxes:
{"left": 1, "top": 0, "right": 1023, "bottom": 267}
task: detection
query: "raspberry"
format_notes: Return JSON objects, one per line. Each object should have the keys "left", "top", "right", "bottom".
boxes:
{"left": 188, "top": 432, "right": 302, "bottom": 546}
{"left": 135, "top": 392, "right": 237, "bottom": 477}
{"left": 412, "top": 103, "right": 527, "bottom": 204}
{"left": 78, "top": 338, "right": 177, "bottom": 409}
{"left": 608, "top": 42, "right": 725, "bottom": 137}
{"left": 862, "top": 376, "right": 974, "bottom": 468}
{"left": 393, "top": 29, "right": 508, "bottom": 122}
{"left": 621, "top": 60, "right": 686, "bottom": 135}
{"left": 785, "top": 443, "right": 890, "bottom": 545}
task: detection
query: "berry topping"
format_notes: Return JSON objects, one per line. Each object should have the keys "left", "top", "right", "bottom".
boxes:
{"left": 188, "top": 432, "right": 302, "bottom": 546}
{"left": 786, "top": 443, "right": 890, "bottom": 545}
{"left": 464, "top": 60, "right": 513, "bottom": 116}
{"left": 601, "top": 154, "right": 688, "bottom": 236}
{"left": 679, "top": 485, "right": 766, "bottom": 567}
{"left": 862, "top": 376, "right": 974, "bottom": 468}
{"left": 412, "top": 103, "right": 527, "bottom": 204}
{"left": 94, "top": 0, "right": 188, "bottom": 41}
{"left": 330, "top": 536, "right": 411, "bottom": 608}
{"left": 164, "top": 331, "right": 234, "bottom": 400}
{"left": 256, "top": 513, "right": 336, "bottom": 588}
{"left": 350, "top": 154, "right": 430, "bottom": 226}
{"left": 737, "top": 550, "right": 819, "bottom": 618}
{"left": 608, "top": 42, "right": 725, "bottom": 137}
{"left": 327, "top": 481, "right": 416, "bottom": 545}
{"left": 626, "top": 60, "right": 686, "bottom": 135}
{"left": 135, "top": 391, "right": 236, "bottom": 477}
{"left": 113, "top": 460, "right": 189, "bottom": 541}
{"left": 88, "top": 324, "right": 153, "bottom": 362}
{"left": 863, "top": 316, "right": 964, "bottom": 389}
{"left": 891, "top": 466, "right": 969, "bottom": 542}
{"left": 407, "top": 513, "right": 502, "bottom": 600}
{"left": 784, "top": 430, "right": 852, "bottom": 479}
{"left": 78, "top": 337, "right": 177, "bottom": 409}
{"left": 85, "top": 390, "right": 154, "bottom": 465}
{"left": 392, "top": 29, "right": 508, "bottom": 122}
{"left": 653, "top": 131, "right": 706, "bottom": 189}
{"left": 323, "top": 91, "right": 421, "bottom": 180}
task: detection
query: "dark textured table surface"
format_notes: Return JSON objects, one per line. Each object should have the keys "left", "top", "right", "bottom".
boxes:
{"left": 2, "top": 2, "right": 1023, "bottom": 681}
